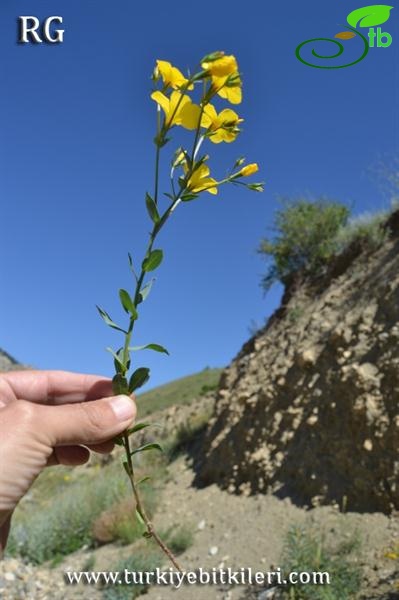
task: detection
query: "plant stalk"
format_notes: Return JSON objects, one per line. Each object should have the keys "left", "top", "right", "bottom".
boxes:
{"left": 122, "top": 432, "right": 182, "bottom": 571}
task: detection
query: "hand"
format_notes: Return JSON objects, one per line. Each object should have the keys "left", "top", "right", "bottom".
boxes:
{"left": 0, "top": 370, "right": 136, "bottom": 556}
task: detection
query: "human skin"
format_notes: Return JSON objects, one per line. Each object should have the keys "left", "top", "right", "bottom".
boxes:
{"left": 0, "top": 370, "right": 136, "bottom": 557}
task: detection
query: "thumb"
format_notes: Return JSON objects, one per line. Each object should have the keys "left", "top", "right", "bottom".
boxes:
{"left": 39, "top": 394, "right": 136, "bottom": 446}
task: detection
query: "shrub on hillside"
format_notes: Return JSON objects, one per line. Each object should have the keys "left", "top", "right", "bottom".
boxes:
{"left": 334, "top": 210, "right": 389, "bottom": 253}
{"left": 258, "top": 199, "right": 350, "bottom": 291}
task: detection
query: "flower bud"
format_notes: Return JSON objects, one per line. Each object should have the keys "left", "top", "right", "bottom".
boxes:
{"left": 240, "top": 163, "right": 259, "bottom": 177}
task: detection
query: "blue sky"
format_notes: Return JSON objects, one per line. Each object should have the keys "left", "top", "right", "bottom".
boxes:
{"left": 1, "top": 0, "right": 398, "bottom": 390}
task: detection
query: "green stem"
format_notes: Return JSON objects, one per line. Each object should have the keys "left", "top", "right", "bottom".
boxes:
{"left": 122, "top": 433, "right": 182, "bottom": 571}
{"left": 190, "top": 81, "right": 207, "bottom": 165}
{"left": 154, "top": 107, "right": 161, "bottom": 206}
{"left": 117, "top": 199, "right": 183, "bottom": 569}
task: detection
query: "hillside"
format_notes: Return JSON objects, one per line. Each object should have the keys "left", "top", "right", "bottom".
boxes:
{"left": 195, "top": 210, "right": 399, "bottom": 514}
{"left": 137, "top": 368, "right": 222, "bottom": 415}
{"left": 0, "top": 349, "right": 23, "bottom": 372}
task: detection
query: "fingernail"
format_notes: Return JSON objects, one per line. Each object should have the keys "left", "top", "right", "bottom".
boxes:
{"left": 109, "top": 395, "right": 136, "bottom": 421}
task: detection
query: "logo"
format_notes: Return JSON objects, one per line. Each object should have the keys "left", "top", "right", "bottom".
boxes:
{"left": 296, "top": 4, "right": 394, "bottom": 68}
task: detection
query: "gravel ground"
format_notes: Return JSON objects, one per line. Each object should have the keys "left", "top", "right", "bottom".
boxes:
{"left": 2, "top": 454, "right": 396, "bottom": 600}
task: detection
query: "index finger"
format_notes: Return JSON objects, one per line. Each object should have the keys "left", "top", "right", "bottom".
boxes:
{"left": 1, "top": 370, "right": 113, "bottom": 404}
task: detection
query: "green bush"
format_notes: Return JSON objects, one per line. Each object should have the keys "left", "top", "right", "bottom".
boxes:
{"left": 102, "top": 485, "right": 158, "bottom": 546}
{"left": 258, "top": 199, "right": 350, "bottom": 291}
{"left": 280, "top": 525, "right": 362, "bottom": 600}
{"left": 334, "top": 210, "right": 389, "bottom": 253}
{"left": 102, "top": 552, "right": 161, "bottom": 600}
{"left": 7, "top": 465, "right": 130, "bottom": 564}
{"left": 162, "top": 524, "right": 194, "bottom": 555}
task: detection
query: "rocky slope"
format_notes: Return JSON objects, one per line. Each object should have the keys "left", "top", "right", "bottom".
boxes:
{"left": 0, "top": 349, "right": 23, "bottom": 372}
{"left": 195, "top": 211, "right": 399, "bottom": 514}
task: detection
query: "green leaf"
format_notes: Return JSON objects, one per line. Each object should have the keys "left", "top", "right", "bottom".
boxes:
{"left": 131, "top": 442, "right": 163, "bottom": 456}
{"left": 129, "top": 367, "right": 150, "bottom": 392}
{"left": 119, "top": 289, "right": 138, "bottom": 318}
{"left": 145, "top": 193, "right": 160, "bottom": 224}
{"left": 159, "top": 137, "right": 171, "bottom": 148}
{"left": 112, "top": 373, "right": 129, "bottom": 395}
{"left": 128, "top": 253, "right": 138, "bottom": 281}
{"left": 181, "top": 193, "right": 199, "bottom": 202}
{"left": 106, "top": 347, "right": 127, "bottom": 373}
{"left": 129, "top": 343, "right": 169, "bottom": 355}
{"left": 96, "top": 306, "right": 127, "bottom": 334}
{"left": 135, "top": 508, "right": 145, "bottom": 526}
{"left": 142, "top": 249, "right": 163, "bottom": 273}
{"left": 347, "top": 5, "right": 393, "bottom": 27}
{"left": 137, "top": 476, "right": 151, "bottom": 485}
{"left": 137, "top": 279, "right": 155, "bottom": 304}
{"left": 126, "top": 422, "right": 152, "bottom": 435}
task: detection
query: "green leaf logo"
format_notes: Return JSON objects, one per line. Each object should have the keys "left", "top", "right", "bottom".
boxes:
{"left": 347, "top": 4, "right": 393, "bottom": 28}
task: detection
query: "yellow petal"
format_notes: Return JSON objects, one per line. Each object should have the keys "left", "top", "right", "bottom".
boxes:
{"left": 204, "top": 103, "right": 218, "bottom": 120}
{"left": 218, "top": 108, "right": 241, "bottom": 123}
{"left": 169, "top": 91, "right": 189, "bottom": 111}
{"left": 156, "top": 60, "right": 172, "bottom": 79}
{"left": 218, "top": 84, "right": 242, "bottom": 105}
{"left": 208, "top": 132, "right": 224, "bottom": 144}
{"left": 219, "top": 129, "right": 237, "bottom": 143}
{"left": 240, "top": 163, "right": 259, "bottom": 176}
{"left": 201, "top": 103, "right": 218, "bottom": 129}
{"left": 173, "top": 151, "right": 186, "bottom": 168}
{"left": 156, "top": 60, "right": 193, "bottom": 90}
{"left": 150, "top": 91, "right": 170, "bottom": 115}
{"left": 202, "top": 178, "right": 218, "bottom": 194}
{"left": 198, "top": 164, "right": 211, "bottom": 178}
{"left": 178, "top": 102, "right": 202, "bottom": 130}
{"left": 189, "top": 164, "right": 209, "bottom": 188}
{"left": 168, "top": 91, "right": 191, "bottom": 125}
{"left": 203, "top": 55, "right": 238, "bottom": 77}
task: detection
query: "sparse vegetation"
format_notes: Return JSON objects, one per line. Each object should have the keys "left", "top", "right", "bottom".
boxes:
{"left": 165, "top": 408, "right": 213, "bottom": 461}
{"left": 101, "top": 550, "right": 161, "bottom": 600}
{"left": 92, "top": 483, "right": 158, "bottom": 546}
{"left": 7, "top": 465, "right": 129, "bottom": 564}
{"left": 258, "top": 198, "right": 396, "bottom": 292}
{"left": 258, "top": 198, "right": 350, "bottom": 291}
{"left": 7, "top": 455, "right": 165, "bottom": 563}
{"left": 162, "top": 523, "right": 194, "bottom": 555}
{"left": 334, "top": 210, "right": 389, "bottom": 253}
{"left": 137, "top": 368, "right": 222, "bottom": 415}
{"left": 287, "top": 306, "right": 304, "bottom": 323}
{"left": 280, "top": 525, "right": 362, "bottom": 599}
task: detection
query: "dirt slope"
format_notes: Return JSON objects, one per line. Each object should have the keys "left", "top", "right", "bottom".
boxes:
{"left": 195, "top": 213, "right": 399, "bottom": 513}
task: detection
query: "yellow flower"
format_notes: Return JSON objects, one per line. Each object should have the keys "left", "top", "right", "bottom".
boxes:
{"left": 151, "top": 90, "right": 201, "bottom": 130}
{"left": 202, "top": 54, "right": 238, "bottom": 77}
{"left": 154, "top": 60, "right": 193, "bottom": 90}
{"left": 172, "top": 150, "right": 186, "bottom": 168}
{"left": 188, "top": 164, "right": 218, "bottom": 195}
{"left": 239, "top": 163, "right": 259, "bottom": 177}
{"left": 386, "top": 552, "right": 399, "bottom": 560}
{"left": 202, "top": 53, "right": 242, "bottom": 104}
{"left": 182, "top": 160, "right": 218, "bottom": 195}
{"left": 212, "top": 73, "right": 242, "bottom": 104}
{"left": 201, "top": 104, "right": 243, "bottom": 143}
